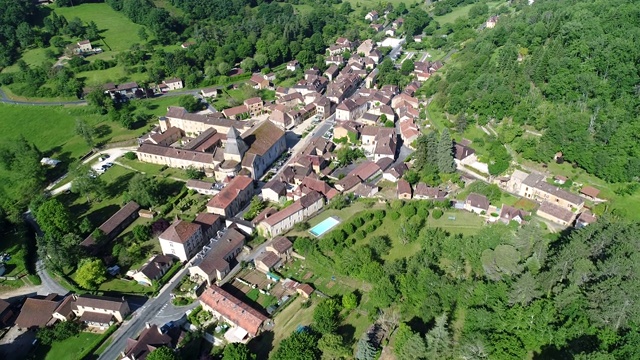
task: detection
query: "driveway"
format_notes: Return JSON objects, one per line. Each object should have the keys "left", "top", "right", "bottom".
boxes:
{"left": 47, "top": 146, "right": 137, "bottom": 195}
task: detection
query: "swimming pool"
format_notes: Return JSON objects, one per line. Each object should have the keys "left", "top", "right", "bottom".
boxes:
{"left": 309, "top": 217, "right": 341, "bottom": 237}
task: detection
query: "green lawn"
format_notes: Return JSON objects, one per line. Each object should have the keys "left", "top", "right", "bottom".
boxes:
{"left": 77, "top": 66, "right": 148, "bottom": 87}
{"left": 98, "top": 277, "right": 152, "bottom": 295}
{"left": 434, "top": 1, "right": 508, "bottom": 24}
{"left": 1, "top": 47, "right": 54, "bottom": 72}
{"left": 35, "top": 332, "right": 103, "bottom": 360}
{"left": 54, "top": 3, "right": 150, "bottom": 54}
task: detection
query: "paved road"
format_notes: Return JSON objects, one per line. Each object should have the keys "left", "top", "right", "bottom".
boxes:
{"left": 98, "top": 267, "right": 191, "bottom": 360}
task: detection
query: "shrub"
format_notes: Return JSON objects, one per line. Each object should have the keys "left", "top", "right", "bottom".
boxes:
{"left": 124, "top": 151, "right": 137, "bottom": 160}
{"left": 401, "top": 203, "right": 416, "bottom": 218}
{"left": 391, "top": 199, "right": 404, "bottom": 210}
{"left": 389, "top": 211, "right": 401, "bottom": 220}
{"left": 417, "top": 207, "right": 429, "bottom": 218}
{"left": 363, "top": 211, "right": 375, "bottom": 222}
{"left": 373, "top": 210, "right": 385, "bottom": 220}
{"left": 352, "top": 216, "right": 365, "bottom": 228}
{"left": 334, "top": 230, "right": 347, "bottom": 242}
{"left": 294, "top": 221, "right": 310, "bottom": 231}
{"left": 432, "top": 209, "right": 444, "bottom": 219}
{"left": 354, "top": 230, "right": 366, "bottom": 241}
{"left": 343, "top": 222, "right": 357, "bottom": 235}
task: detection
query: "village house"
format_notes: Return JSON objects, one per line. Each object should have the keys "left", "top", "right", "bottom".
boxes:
{"left": 206, "top": 176, "right": 254, "bottom": 218}
{"left": 127, "top": 255, "right": 175, "bottom": 287}
{"left": 454, "top": 143, "right": 477, "bottom": 165}
{"left": 266, "top": 236, "right": 293, "bottom": 260}
{"left": 336, "top": 97, "right": 369, "bottom": 121}
{"left": 248, "top": 74, "right": 270, "bottom": 90}
{"left": 519, "top": 173, "right": 584, "bottom": 211}
{"left": 465, "top": 193, "right": 490, "bottom": 214}
{"left": 293, "top": 176, "right": 339, "bottom": 201}
{"left": 413, "top": 183, "right": 447, "bottom": 200}
{"left": 121, "top": 323, "right": 183, "bottom": 360}
{"left": 486, "top": 15, "right": 499, "bottom": 28}
{"left": 81, "top": 201, "right": 140, "bottom": 253}
{"left": 199, "top": 285, "right": 268, "bottom": 341}
{"left": 575, "top": 211, "right": 597, "bottom": 228}
{"left": 499, "top": 205, "right": 530, "bottom": 225}
{"left": 397, "top": 179, "right": 412, "bottom": 199}
{"left": 67, "top": 294, "right": 131, "bottom": 330}
{"left": 286, "top": 60, "right": 300, "bottom": 71}
{"left": 325, "top": 55, "right": 344, "bottom": 66}
{"left": 194, "top": 212, "right": 224, "bottom": 240}
{"left": 189, "top": 227, "right": 246, "bottom": 284}
{"left": 350, "top": 160, "right": 383, "bottom": 182}
{"left": 370, "top": 23, "right": 384, "bottom": 32}
{"left": 77, "top": 39, "right": 92, "bottom": 52}
{"left": 244, "top": 97, "right": 264, "bottom": 117}
{"left": 258, "top": 191, "right": 324, "bottom": 238}
{"left": 222, "top": 105, "right": 250, "bottom": 120}
{"left": 537, "top": 201, "right": 576, "bottom": 227}
{"left": 385, "top": 28, "right": 396, "bottom": 37}
{"left": 392, "top": 17, "right": 404, "bottom": 29}
{"left": 0, "top": 299, "right": 13, "bottom": 327}
{"left": 143, "top": 127, "right": 183, "bottom": 147}
{"left": 255, "top": 251, "right": 283, "bottom": 273}
{"left": 159, "top": 220, "right": 204, "bottom": 262}
{"left": 162, "top": 78, "right": 183, "bottom": 91}
{"left": 201, "top": 87, "right": 221, "bottom": 98}
{"left": 365, "top": 10, "right": 379, "bottom": 21}
{"left": 391, "top": 93, "right": 419, "bottom": 110}
{"left": 384, "top": 162, "right": 408, "bottom": 182}
{"left": 336, "top": 174, "right": 362, "bottom": 193}
{"left": 15, "top": 294, "right": 61, "bottom": 330}
{"left": 262, "top": 179, "right": 288, "bottom": 202}
{"left": 324, "top": 65, "right": 340, "bottom": 81}
{"left": 580, "top": 186, "right": 600, "bottom": 201}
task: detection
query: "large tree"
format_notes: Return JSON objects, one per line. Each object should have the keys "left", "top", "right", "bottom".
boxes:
{"left": 223, "top": 343, "right": 255, "bottom": 360}
{"left": 437, "top": 128, "right": 455, "bottom": 173}
{"left": 35, "top": 198, "right": 74, "bottom": 239}
{"left": 75, "top": 258, "right": 107, "bottom": 289}
{"left": 126, "top": 174, "right": 161, "bottom": 208}
{"left": 313, "top": 299, "right": 341, "bottom": 334}
{"left": 271, "top": 331, "right": 321, "bottom": 360}
{"left": 146, "top": 346, "right": 179, "bottom": 360}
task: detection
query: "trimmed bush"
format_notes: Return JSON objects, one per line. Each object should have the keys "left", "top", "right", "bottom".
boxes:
{"left": 401, "top": 203, "right": 416, "bottom": 218}
{"left": 417, "top": 207, "right": 429, "bottom": 218}
{"left": 343, "top": 222, "right": 357, "bottom": 235}
{"left": 373, "top": 209, "right": 385, "bottom": 220}
{"left": 389, "top": 211, "right": 401, "bottom": 220}
{"left": 363, "top": 211, "right": 375, "bottom": 222}
{"left": 354, "top": 230, "right": 366, "bottom": 241}
{"left": 433, "top": 209, "right": 444, "bottom": 219}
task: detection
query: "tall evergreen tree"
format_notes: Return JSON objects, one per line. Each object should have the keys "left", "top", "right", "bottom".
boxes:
{"left": 437, "top": 129, "right": 455, "bottom": 173}
{"left": 355, "top": 332, "right": 377, "bottom": 360}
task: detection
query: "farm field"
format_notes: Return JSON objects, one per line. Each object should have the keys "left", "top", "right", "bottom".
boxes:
{"left": 433, "top": 1, "right": 508, "bottom": 24}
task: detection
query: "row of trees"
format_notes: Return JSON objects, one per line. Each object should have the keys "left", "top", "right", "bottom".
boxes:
{"left": 406, "top": 129, "right": 456, "bottom": 185}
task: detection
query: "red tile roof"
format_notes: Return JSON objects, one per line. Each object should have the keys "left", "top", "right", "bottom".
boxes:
{"left": 207, "top": 176, "right": 253, "bottom": 211}
{"left": 15, "top": 296, "right": 59, "bottom": 329}
{"left": 199, "top": 285, "right": 267, "bottom": 336}
{"left": 270, "top": 236, "right": 293, "bottom": 253}
{"left": 160, "top": 220, "right": 202, "bottom": 244}
{"left": 580, "top": 186, "right": 600, "bottom": 198}
{"left": 397, "top": 179, "right": 411, "bottom": 196}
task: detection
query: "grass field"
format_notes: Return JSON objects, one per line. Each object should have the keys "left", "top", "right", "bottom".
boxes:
{"left": 54, "top": 3, "right": 149, "bottom": 56}
{"left": 434, "top": 1, "right": 508, "bottom": 24}
{"left": 77, "top": 66, "right": 148, "bottom": 87}
{"left": 35, "top": 332, "right": 103, "bottom": 360}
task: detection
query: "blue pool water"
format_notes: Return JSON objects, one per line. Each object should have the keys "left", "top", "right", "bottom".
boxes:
{"left": 309, "top": 217, "right": 340, "bottom": 237}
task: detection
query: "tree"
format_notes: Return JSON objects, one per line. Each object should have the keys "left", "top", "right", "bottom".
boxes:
{"left": 86, "top": 88, "right": 109, "bottom": 114}
{"left": 398, "top": 332, "right": 427, "bottom": 360}
{"left": 138, "top": 28, "right": 149, "bottom": 41}
{"left": 75, "top": 258, "right": 107, "bottom": 289}
{"left": 186, "top": 166, "right": 204, "bottom": 179}
{"left": 336, "top": 147, "right": 365, "bottom": 167}
{"left": 271, "top": 330, "right": 321, "bottom": 360}
{"left": 146, "top": 346, "right": 180, "bottom": 360}
{"left": 342, "top": 292, "right": 358, "bottom": 310}
{"left": 79, "top": 217, "right": 93, "bottom": 234}
{"left": 426, "top": 313, "right": 452, "bottom": 358}
{"left": 178, "top": 95, "right": 203, "bottom": 112}
{"left": 124, "top": 151, "right": 137, "bottom": 160}
{"left": 126, "top": 174, "right": 161, "bottom": 207}
{"left": 243, "top": 196, "right": 266, "bottom": 221}
{"left": 313, "top": 299, "right": 341, "bottom": 334}
{"left": 132, "top": 224, "right": 151, "bottom": 242}
{"left": 86, "top": 21, "right": 99, "bottom": 40}
{"left": 401, "top": 58, "right": 414, "bottom": 75}
{"left": 217, "top": 61, "right": 231, "bottom": 76}
{"left": 71, "top": 164, "right": 106, "bottom": 202}
{"left": 455, "top": 113, "right": 467, "bottom": 133}
{"left": 35, "top": 199, "right": 74, "bottom": 239}
{"left": 240, "top": 57, "right": 257, "bottom": 73}
{"left": 355, "top": 332, "right": 377, "bottom": 360}
{"left": 16, "top": 22, "right": 35, "bottom": 48}
{"left": 318, "top": 333, "right": 350, "bottom": 360}
{"left": 437, "top": 129, "right": 455, "bottom": 173}
{"left": 223, "top": 343, "right": 255, "bottom": 360}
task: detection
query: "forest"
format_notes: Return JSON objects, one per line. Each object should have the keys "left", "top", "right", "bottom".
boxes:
{"left": 287, "top": 204, "right": 640, "bottom": 359}
{"left": 430, "top": 0, "right": 640, "bottom": 182}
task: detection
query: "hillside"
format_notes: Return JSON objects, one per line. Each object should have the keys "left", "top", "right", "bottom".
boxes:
{"left": 428, "top": 0, "right": 640, "bottom": 183}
